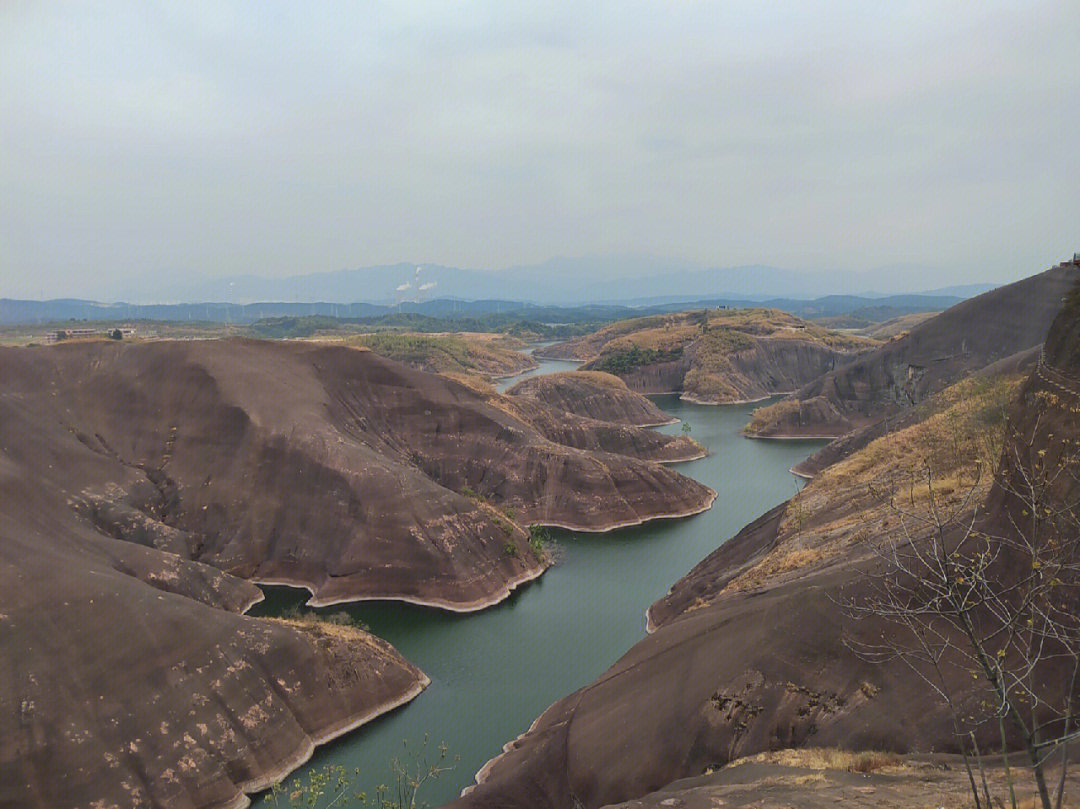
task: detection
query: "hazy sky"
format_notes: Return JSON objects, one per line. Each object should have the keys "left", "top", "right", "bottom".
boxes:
{"left": 2, "top": 1, "right": 1077, "bottom": 298}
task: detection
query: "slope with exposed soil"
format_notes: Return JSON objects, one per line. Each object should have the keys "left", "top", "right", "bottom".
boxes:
{"left": 535, "top": 308, "right": 875, "bottom": 404}
{"left": 0, "top": 339, "right": 713, "bottom": 610}
{"left": 746, "top": 261, "right": 1079, "bottom": 438}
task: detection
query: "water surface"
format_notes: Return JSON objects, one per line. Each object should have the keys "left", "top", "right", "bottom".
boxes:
{"left": 252, "top": 361, "right": 825, "bottom": 805}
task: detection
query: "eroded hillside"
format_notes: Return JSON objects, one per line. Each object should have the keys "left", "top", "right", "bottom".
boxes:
{"left": 535, "top": 308, "right": 876, "bottom": 404}
{"left": 746, "top": 260, "right": 1079, "bottom": 438}
{"left": 0, "top": 337, "right": 717, "bottom": 809}
{"left": 448, "top": 274, "right": 1080, "bottom": 809}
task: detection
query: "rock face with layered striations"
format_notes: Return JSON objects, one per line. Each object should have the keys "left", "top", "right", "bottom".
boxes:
{"left": 447, "top": 274, "right": 1080, "bottom": 809}
{"left": 746, "top": 261, "right": 1079, "bottom": 439}
{"left": 0, "top": 403, "right": 428, "bottom": 809}
{"left": 0, "top": 337, "right": 716, "bottom": 809}
{"left": 507, "top": 370, "right": 677, "bottom": 426}
{"left": 0, "top": 339, "right": 713, "bottom": 611}
{"left": 535, "top": 309, "right": 875, "bottom": 404}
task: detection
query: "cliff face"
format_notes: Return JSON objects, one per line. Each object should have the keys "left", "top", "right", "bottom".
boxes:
{"left": 0, "top": 340, "right": 713, "bottom": 609}
{"left": 680, "top": 337, "right": 853, "bottom": 404}
{"left": 747, "top": 262, "right": 1079, "bottom": 438}
{"left": 0, "top": 403, "right": 427, "bottom": 809}
{"left": 448, "top": 279, "right": 1080, "bottom": 809}
{"left": 537, "top": 309, "right": 873, "bottom": 404}
{"left": 0, "top": 337, "right": 718, "bottom": 809}
{"left": 507, "top": 371, "right": 677, "bottom": 426}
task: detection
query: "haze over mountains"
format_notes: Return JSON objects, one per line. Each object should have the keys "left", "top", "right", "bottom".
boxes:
{"left": 87, "top": 256, "right": 996, "bottom": 306}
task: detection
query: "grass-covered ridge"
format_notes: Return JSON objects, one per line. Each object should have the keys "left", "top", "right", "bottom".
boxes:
{"left": 352, "top": 332, "right": 534, "bottom": 379}
{"left": 731, "top": 372, "right": 1022, "bottom": 593}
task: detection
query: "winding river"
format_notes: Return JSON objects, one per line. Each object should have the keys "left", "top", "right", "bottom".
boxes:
{"left": 250, "top": 350, "right": 826, "bottom": 806}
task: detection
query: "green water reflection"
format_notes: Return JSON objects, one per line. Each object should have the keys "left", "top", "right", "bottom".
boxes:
{"left": 250, "top": 386, "right": 826, "bottom": 806}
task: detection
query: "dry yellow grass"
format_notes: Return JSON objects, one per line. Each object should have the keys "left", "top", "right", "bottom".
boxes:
{"left": 727, "top": 373, "right": 1023, "bottom": 595}
{"left": 728, "top": 747, "right": 905, "bottom": 773}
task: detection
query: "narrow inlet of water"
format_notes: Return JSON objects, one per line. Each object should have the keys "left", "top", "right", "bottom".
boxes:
{"left": 250, "top": 356, "right": 826, "bottom": 806}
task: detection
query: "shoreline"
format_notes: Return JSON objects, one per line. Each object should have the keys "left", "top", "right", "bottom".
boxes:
{"left": 742, "top": 430, "right": 841, "bottom": 441}
{"left": 249, "top": 558, "right": 550, "bottom": 613}
{"left": 530, "top": 487, "right": 718, "bottom": 534}
{"left": 461, "top": 695, "right": 565, "bottom": 796}
{"left": 247, "top": 490, "right": 717, "bottom": 611}
{"left": 234, "top": 675, "right": 431, "bottom": 806}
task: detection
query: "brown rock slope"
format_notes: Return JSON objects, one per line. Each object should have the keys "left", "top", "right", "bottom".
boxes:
{"left": 447, "top": 279, "right": 1080, "bottom": 809}
{"left": 507, "top": 371, "right": 677, "bottom": 426}
{"left": 0, "top": 339, "right": 712, "bottom": 609}
{"left": 537, "top": 308, "right": 875, "bottom": 404}
{"left": 746, "top": 260, "right": 1079, "bottom": 438}
{"left": 602, "top": 749, "right": 1080, "bottom": 809}
{"left": 0, "top": 404, "right": 428, "bottom": 809}
{"left": 0, "top": 337, "right": 716, "bottom": 809}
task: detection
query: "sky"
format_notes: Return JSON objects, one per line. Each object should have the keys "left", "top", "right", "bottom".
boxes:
{"left": 2, "top": 1, "right": 1077, "bottom": 300}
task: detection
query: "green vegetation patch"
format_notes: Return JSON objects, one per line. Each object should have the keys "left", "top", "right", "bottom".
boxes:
{"left": 358, "top": 333, "right": 476, "bottom": 374}
{"left": 592, "top": 344, "right": 684, "bottom": 374}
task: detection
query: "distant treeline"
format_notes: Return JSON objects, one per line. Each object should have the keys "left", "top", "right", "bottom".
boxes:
{"left": 1, "top": 292, "right": 966, "bottom": 333}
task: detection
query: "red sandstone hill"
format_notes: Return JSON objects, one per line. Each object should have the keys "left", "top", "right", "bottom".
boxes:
{"left": 447, "top": 274, "right": 1080, "bottom": 809}
{"left": 0, "top": 338, "right": 714, "bottom": 809}
{"left": 746, "top": 261, "right": 1079, "bottom": 439}
{"left": 507, "top": 370, "right": 677, "bottom": 427}
{"left": 535, "top": 308, "right": 876, "bottom": 404}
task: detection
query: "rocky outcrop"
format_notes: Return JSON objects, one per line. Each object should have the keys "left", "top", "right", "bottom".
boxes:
{"left": 507, "top": 371, "right": 677, "bottom": 426}
{"left": 0, "top": 337, "right": 719, "bottom": 809}
{"left": 448, "top": 276, "right": 1080, "bottom": 809}
{"left": 0, "top": 339, "right": 713, "bottom": 610}
{"left": 600, "top": 751, "right": 1078, "bottom": 809}
{"left": 747, "top": 261, "right": 1079, "bottom": 438}
{"left": 0, "top": 407, "right": 427, "bottom": 809}
{"left": 537, "top": 309, "right": 873, "bottom": 404}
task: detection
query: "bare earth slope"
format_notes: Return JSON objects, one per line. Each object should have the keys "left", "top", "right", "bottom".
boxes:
{"left": 507, "top": 371, "right": 677, "bottom": 426}
{"left": 0, "top": 337, "right": 718, "bottom": 809}
{"left": 747, "top": 261, "right": 1079, "bottom": 438}
{"left": 0, "top": 339, "right": 712, "bottom": 610}
{"left": 535, "top": 309, "right": 875, "bottom": 404}
{"left": 0, "top": 404, "right": 427, "bottom": 809}
{"left": 447, "top": 276, "right": 1079, "bottom": 809}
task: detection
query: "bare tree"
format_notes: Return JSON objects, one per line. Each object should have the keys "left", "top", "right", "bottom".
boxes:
{"left": 846, "top": 393, "right": 1080, "bottom": 809}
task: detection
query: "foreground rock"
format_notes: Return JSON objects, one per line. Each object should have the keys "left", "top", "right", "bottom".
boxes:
{"left": 746, "top": 260, "right": 1079, "bottom": 438}
{"left": 0, "top": 433, "right": 427, "bottom": 809}
{"left": 448, "top": 276, "right": 1079, "bottom": 809}
{"left": 535, "top": 308, "right": 875, "bottom": 404}
{"left": 603, "top": 749, "right": 1079, "bottom": 809}
{"left": 507, "top": 371, "right": 677, "bottom": 426}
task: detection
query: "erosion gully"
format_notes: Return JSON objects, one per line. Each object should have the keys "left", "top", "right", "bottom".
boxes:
{"left": 249, "top": 348, "right": 826, "bottom": 806}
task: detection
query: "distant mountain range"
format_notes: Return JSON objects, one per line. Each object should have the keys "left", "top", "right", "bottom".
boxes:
{"left": 88, "top": 256, "right": 996, "bottom": 307}
{"left": 0, "top": 292, "right": 970, "bottom": 327}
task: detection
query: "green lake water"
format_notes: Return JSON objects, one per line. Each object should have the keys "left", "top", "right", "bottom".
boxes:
{"left": 250, "top": 356, "right": 826, "bottom": 806}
